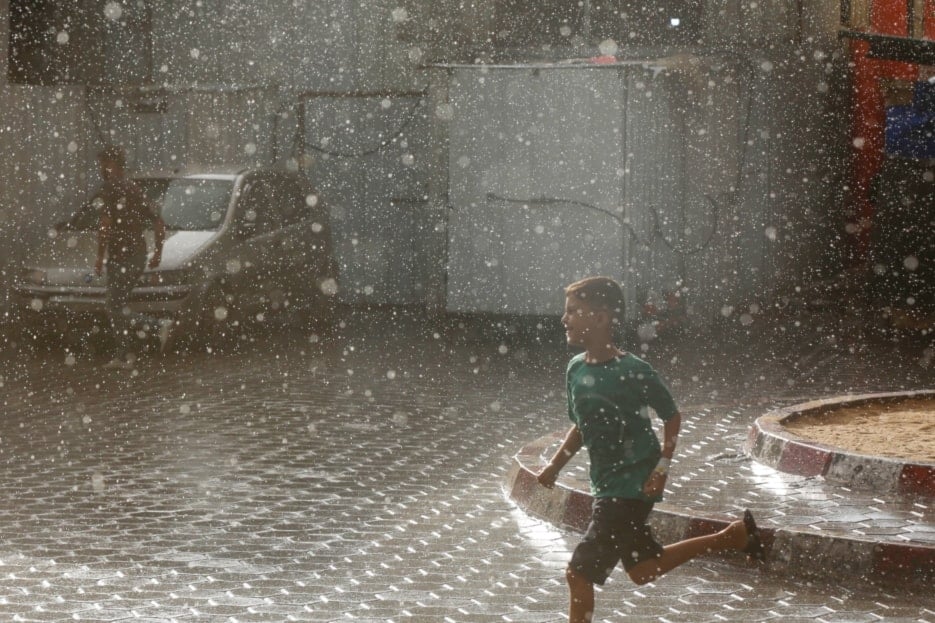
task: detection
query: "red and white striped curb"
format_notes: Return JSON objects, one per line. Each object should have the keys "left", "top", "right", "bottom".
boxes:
{"left": 745, "top": 390, "right": 935, "bottom": 498}
{"left": 507, "top": 430, "right": 934, "bottom": 589}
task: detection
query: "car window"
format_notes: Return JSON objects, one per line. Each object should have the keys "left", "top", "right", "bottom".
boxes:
{"left": 156, "top": 179, "right": 233, "bottom": 231}
{"left": 239, "top": 179, "right": 282, "bottom": 235}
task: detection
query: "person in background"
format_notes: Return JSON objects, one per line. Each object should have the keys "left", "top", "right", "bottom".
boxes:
{"left": 93, "top": 145, "right": 169, "bottom": 368}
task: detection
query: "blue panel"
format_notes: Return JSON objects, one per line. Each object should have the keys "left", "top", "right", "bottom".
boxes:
{"left": 885, "top": 82, "right": 935, "bottom": 159}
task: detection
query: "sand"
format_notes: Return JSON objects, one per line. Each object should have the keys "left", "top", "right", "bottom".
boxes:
{"left": 784, "top": 398, "right": 935, "bottom": 463}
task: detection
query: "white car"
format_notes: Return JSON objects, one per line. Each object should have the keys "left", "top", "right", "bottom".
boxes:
{"left": 12, "top": 166, "right": 338, "bottom": 346}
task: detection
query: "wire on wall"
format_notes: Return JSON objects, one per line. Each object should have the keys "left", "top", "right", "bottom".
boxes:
{"left": 296, "top": 98, "right": 425, "bottom": 159}
{"left": 484, "top": 192, "right": 721, "bottom": 258}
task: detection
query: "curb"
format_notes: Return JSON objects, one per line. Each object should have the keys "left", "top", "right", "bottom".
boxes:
{"left": 507, "top": 432, "right": 935, "bottom": 590}
{"left": 745, "top": 390, "right": 935, "bottom": 498}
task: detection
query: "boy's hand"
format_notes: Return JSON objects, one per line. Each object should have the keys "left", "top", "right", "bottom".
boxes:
{"left": 642, "top": 471, "right": 667, "bottom": 498}
{"left": 537, "top": 463, "right": 560, "bottom": 489}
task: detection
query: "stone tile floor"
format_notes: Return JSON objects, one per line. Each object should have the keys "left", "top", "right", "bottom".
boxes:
{"left": 0, "top": 309, "right": 931, "bottom": 621}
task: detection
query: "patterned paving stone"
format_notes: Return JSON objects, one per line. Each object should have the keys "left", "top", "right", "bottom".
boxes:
{"left": 0, "top": 311, "right": 931, "bottom": 621}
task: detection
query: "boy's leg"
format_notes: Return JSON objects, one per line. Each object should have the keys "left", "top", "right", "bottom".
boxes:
{"left": 106, "top": 266, "right": 135, "bottom": 360}
{"left": 626, "top": 519, "right": 748, "bottom": 585}
{"left": 566, "top": 568, "right": 595, "bottom": 623}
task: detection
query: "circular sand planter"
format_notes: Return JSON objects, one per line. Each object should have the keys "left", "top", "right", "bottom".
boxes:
{"left": 745, "top": 390, "right": 935, "bottom": 497}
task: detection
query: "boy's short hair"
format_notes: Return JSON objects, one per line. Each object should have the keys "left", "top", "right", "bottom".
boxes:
{"left": 566, "top": 276, "right": 625, "bottom": 322}
{"left": 97, "top": 145, "right": 126, "bottom": 167}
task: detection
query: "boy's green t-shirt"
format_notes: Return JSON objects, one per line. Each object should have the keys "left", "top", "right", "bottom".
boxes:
{"left": 566, "top": 352, "right": 678, "bottom": 501}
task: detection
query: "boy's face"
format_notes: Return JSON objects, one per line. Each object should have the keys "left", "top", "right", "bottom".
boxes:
{"left": 562, "top": 294, "right": 605, "bottom": 346}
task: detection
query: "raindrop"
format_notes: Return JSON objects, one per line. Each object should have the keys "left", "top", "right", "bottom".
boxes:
{"left": 903, "top": 255, "right": 919, "bottom": 271}
{"left": 739, "top": 313, "right": 755, "bottom": 326}
{"left": 386, "top": 370, "right": 397, "bottom": 380}
{"left": 764, "top": 226, "right": 777, "bottom": 241}
{"left": 319, "top": 278, "right": 338, "bottom": 297}
{"left": 226, "top": 259, "right": 242, "bottom": 274}
{"left": 720, "top": 305, "right": 734, "bottom": 317}
{"left": 637, "top": 323, "right": 656, "bottom": 341}
{"left": 104, "top": 1, "right": 123, "bottom": 21}
{"left": 392, "top": 412, "right": 408, "bottom": 425}
{"left": 190, "top": 48, "right": 201, "bottom": 60}
{"left": 559, "top": 25, "right": 572, "bottom": 37}
{"left": 457, "top": 156, "right": 470, "bottom": 168}
{"left": 91, "top": 473, "right": 106, "bottom": 493}
{"left": 760, "top": 60, "right": 773, "bottom": 72}
{"left": 435, "top": 103, "right": 454, "bottom": 120}
{"left": 408, "top": 47, "right": 423, "bottom": 63}
{"left": 498, "top": 344, "right": 508, "bottom": 355}
{"left": 56, "top": 31, "right": 69, "bottom": 45}
{"left": 391, "top": 7, "right": 408, "bottom": 22}
{"left": 311, "top": 222, "right": 323, "bottom": 233}
{"left": 852, "top": 137, "right": 866, "bottom": 149}
{"left": 30, "top": 299, "right": 44, "bottom": 312}
{"left": 489, "top": 401, "right": 502, "bottom": 412}
{"left": 244, "top": 143, "right": 257, "bottom": 156}
{"left": 64, "top": 354, "right": 76, "bottom": 367}
{"left": 179, "top": 404, "right": 191, "bottom": 415}
{"left": 67, "top": 141, "right": 79, "bottom": 153}
{"left": 363, "top": 285, "right": 374, "bottom": 295}
{"left": 82, "top": 415, "right": 92, "bottom": 425}
{"left": 214, "top": 307, "right": 228, "bottom": 321}
{"left": 401, "top": 154, "right": 415, "bottom": 166}
{"left": 381, "top": 98, "right": 393, "bottom": 109}
{"left": 598, "top": 39, "right": 618, "bottom": 56}
{"left": 305, "top": 194, "right": 319, "bottom": 207}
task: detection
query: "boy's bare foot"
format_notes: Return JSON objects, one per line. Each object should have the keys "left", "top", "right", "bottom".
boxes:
{"left": 741, "top": 510, "right": 765, "bottom": 561}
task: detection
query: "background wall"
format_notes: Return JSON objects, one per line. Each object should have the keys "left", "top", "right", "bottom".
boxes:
{"left": 1, "top": 0, "right": 850, "bottom": 319}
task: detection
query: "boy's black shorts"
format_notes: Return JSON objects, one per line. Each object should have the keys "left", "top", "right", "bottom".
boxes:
{"left": 569, "top": 497, "right": 663, "bottom": 585}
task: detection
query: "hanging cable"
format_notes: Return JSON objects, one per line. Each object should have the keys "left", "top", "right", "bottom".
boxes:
{"left": 300, "top": 98, "right": 424, "bottom": 159}
{"left": 484, "top": 192, "right": 720, "bottom": 257}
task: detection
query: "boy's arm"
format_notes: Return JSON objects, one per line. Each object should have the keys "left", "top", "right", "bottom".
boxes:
{"left": 537, "top": 425, "right": 583, "bottom": 488}
{"left": 149, "top": 215, "right": 166, "bottom": 269}
{"left": 643, "top": 411, "right": 681, "bottom": 498}
{"left": 661, "top": 411, "right": 680, "bottom": 459}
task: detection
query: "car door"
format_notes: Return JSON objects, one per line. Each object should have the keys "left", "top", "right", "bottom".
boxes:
{"left": 266, "top": 174, "right": 315, "bottom": 308}
{"left": 228, "top": 175, "right": 286, "bottom": 318}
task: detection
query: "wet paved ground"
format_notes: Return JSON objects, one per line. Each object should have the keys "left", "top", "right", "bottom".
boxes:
{"left": 0, "top": 310, "right": 933, "bottom": 622}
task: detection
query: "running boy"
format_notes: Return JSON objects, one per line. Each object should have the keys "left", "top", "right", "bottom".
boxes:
{"left": 538, "top": 276, "right": 763, "bottom": 623}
